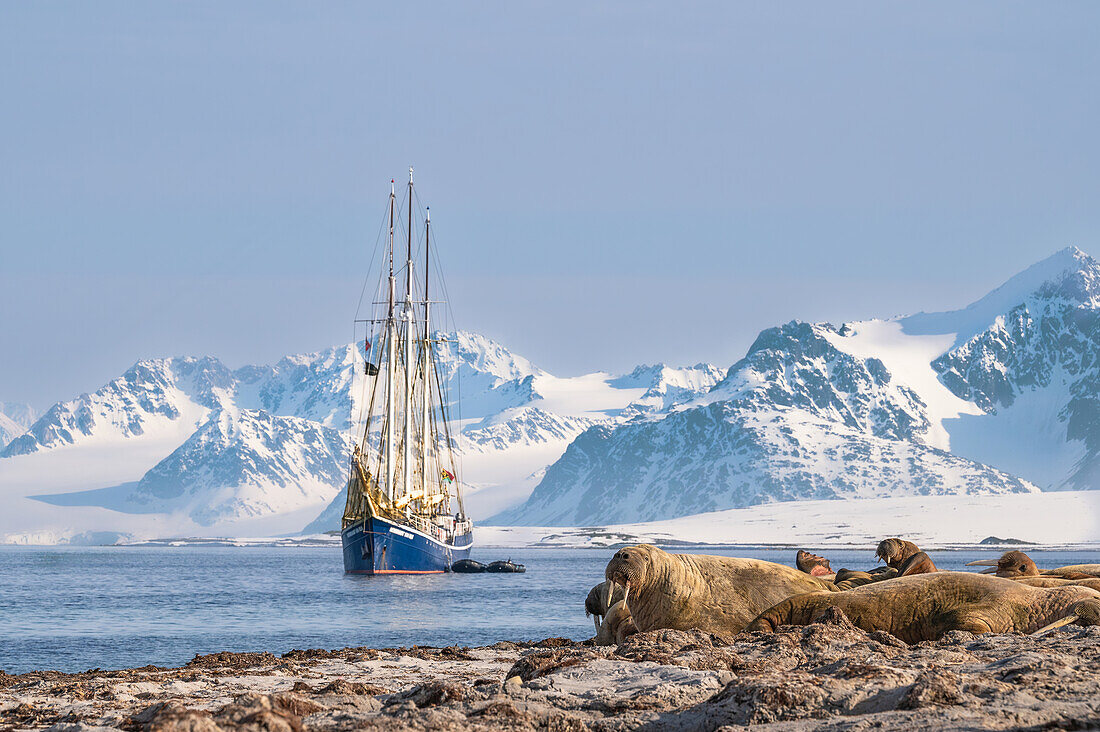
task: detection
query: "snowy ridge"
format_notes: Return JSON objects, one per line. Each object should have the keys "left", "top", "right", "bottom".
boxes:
{"left": 1, "top": 357, "right": 233, "bottom": 456}
{"left": 234, "top": 344, "right": 363, "bottom": 430}
{"left": 498, "top": 248, "right": 1100, "bottom": 528}
{"left": 460, "top": 407, "right": 600, "bottom": 452}
{"left": 493, "top": 320, "right": 1037, "bottom": 526}
{"left": 925, "top": 252, "right": 1100, "bottom": 490}
{"left": 901, "top": 246, "right": 1100, "bottom": 344}
{"left": 2, "top": 329, "right": 721, "bottom": 542}
{"left": 127, "top": 409, "right": 351, "bottom": 525}
{"left": 0, "top": 402, "right": 37, "bottom": 447}
{"left": 305, "top": 356, "right": 724, "bottom": 531}
{"left": 0, "top": 413, "right": 25, "bottom": 448}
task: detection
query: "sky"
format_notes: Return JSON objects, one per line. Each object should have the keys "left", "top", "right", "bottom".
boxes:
{"left": 2, "top": 2, "right": 1100, "bottom": 409}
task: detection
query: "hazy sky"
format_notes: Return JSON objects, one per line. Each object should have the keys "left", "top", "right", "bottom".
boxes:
{"left": 3, "top": 2, "right": 1100, "bottom": 408}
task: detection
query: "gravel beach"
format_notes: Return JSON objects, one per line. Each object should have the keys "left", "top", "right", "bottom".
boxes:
{"left": 4, "top": 610, "right": 1100, "bottom": 731}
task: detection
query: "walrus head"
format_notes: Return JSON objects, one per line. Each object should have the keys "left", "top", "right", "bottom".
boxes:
{"left": 604, "top": 545, "right": 653, "bottom": 609}
{"left": 875, "top": 539, "right": 899, "bottom": 564}
{"left": 875, "top": 538, "right": 920, "bottom": 569}
{"left": 796, "top": 550, "right": 832, "bottom": 577}
{"left": 966, "top": 550, "right": 1040, "bottom": 577}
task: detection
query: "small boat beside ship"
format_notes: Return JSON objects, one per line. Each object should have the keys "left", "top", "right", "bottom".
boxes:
{"left": 341, "top": 169, "right": 473, "bottom": 574}
{"left": 451, "top": 559, "right": 526, "bottom": 574}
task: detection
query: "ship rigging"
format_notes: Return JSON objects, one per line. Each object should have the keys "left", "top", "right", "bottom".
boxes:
{"left": 341, "top": 169, "right": 473, "bottom": 574}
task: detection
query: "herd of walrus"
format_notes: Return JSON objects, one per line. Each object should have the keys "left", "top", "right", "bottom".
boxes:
{"left": 584, "top": 541, "right": 1100, "bottom": 646}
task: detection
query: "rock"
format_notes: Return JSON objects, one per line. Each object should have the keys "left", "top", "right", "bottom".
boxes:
{"left": 134, "top": 701, "right": 220, "bottom": 732}
{"left": 386, "top": 680, "right": 479, "bottom": 709}
{"left": 898, "top": 669, "right": 969, "bottom": 709}
{"left": 211, "top": 693, "right": 304, "bottom": 732}
{"left": 316, "top": 679, "right": 386, "bottom": 696}
{"left": 506, "top": 648, "right": 607, "bottom": 682}
{"left": 185, "top": 652, "right": 278, "bottom": 671}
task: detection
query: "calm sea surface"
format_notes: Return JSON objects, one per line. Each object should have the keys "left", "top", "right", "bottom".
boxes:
{"left": 1, "top": 545, "right": 1096, "bottom": 674}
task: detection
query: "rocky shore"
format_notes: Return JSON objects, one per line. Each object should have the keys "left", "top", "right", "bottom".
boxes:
{"left": 3, "top": 612, "right": 1100, "bottom": 731}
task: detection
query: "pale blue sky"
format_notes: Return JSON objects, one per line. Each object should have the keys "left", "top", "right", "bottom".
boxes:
{"left": 3, "top": 2, "right": 1099, "bottom": 408}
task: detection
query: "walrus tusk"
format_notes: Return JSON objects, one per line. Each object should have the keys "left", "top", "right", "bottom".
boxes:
{"left": 594, "top": 616, "right": 601, "bottom": 632}
{"left": 605, "top": 581, "right": 616, "bottom": 609}
{"left": 1033, "top": 614, "right": 1080, "bottom": 635}
{"left": 623, "top": 581, "right": 630, "bottom": 610}
{"left": 966, "top": 559, "right": 1000, "bottom": 567}
{"left": 977, "top": 567, "right": 999, "bottom": 574}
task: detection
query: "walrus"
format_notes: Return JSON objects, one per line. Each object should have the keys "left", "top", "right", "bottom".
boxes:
{"left": 966, "top": 550, "right": 1100, "bottom": 580}
{"left": 835, "top": 551, "right": 936, "bottom": 583}
{"left": 795, "top": 549, "right": 833, "bottom": 577}
{"left": 745, "top": 572, "right": 1100, "bottom": 643}
{"left": 1012, "top": 576, "right": 1100, "bottom": 592}
{"left": 603, "top": 544, "right": 836, "bottom": 635}
{"left": 834, "top": 567, "right": 897, "bottom": 586}
{"left": 896, "top": 550, "right": 938, "bottom": 576}
{"left": 585, "top": 580, "right": 626, "bottom": 632}
{"left": 595, "top": 600, "right": 637, "bottom": 646}
{"left": 875, "top": 538, "right": 922, "bottom": 569}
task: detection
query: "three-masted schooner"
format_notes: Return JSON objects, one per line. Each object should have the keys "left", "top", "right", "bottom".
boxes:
{"left": 341, "top": 170, "right": 473, "bottom": 574}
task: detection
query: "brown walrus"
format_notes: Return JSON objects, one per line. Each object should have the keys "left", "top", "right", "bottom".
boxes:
{"left": 966, "top": 550, "right": 1100, "bottom": 580}
{"left": 1012, "top": 576, "right": 1100, "bottom": 592}
{"left": 875, "top": 538, "right": 922, "bottom": 569}
{"left": 745, "top": 572, "right": 1100, "bottom": 643}
{"left": 896, "top": 550, "right": 938, "bottom": 576}
{"left": 595, "top": 600, "right": 637, "bottom": 646}
{"left": 834, "top": 567, "right": 897, "bottom": 585}
{"left": 585, "top": 580, "right": 626, "bottom": 632}
{"left": 603, "top": 544, "right": 836, "bottom": 635}
{"left": 795, "top": 549, "right": 833, "bottom": 577}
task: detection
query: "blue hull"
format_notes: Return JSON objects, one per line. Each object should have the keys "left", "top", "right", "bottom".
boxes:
{"left": 342, "top": 515, "right": 473, "bottom": 574}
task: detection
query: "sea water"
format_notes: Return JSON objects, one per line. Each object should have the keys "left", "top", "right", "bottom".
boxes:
{"left": 1, "top": 545, "right": 1095, "bottom": 674}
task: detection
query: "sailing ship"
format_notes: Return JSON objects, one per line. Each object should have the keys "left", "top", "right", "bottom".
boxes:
{"left": 341, "top": 169, "right": 473, "bottom": 574}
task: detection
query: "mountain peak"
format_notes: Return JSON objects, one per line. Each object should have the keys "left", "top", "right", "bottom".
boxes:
{"left": 900, "top": 246, "right": 1100, "bottom": 343}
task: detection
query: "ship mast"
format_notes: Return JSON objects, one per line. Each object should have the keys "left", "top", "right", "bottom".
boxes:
{"left": 420, "top": 207, "right": 431, "bottom": 504}
{"left": 402, "top": 167, "right": 415, "bottom": 507}
{"left": 384, "top": 179, "right": 397, "bottom": 502}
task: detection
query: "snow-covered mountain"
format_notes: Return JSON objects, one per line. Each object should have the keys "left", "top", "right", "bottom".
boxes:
{"left": 0, "top": 330, "right": 721, "bottom": 542}
{"left": 495, "top": 248, "right": 1100, "bottom": 526}
{"left": 916, "top": 247, "right": 1100, "bottom": 491}
{"left": 6, "top": 247, "right": 1098, "bottom": 543}
{"left": 304, "top": 358, "right": 725, "bottom": 531}
{"left": 2, "top": 347, "right": 363, "bottom": 459}
{"left": 1, "top": 349, "right": 364, "bottom": 542}
{"left": 0, "top": 402, "right": 37, "bottom": 448}
{"left": 132, "top": 409, "right": 348, "bottom": 525}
